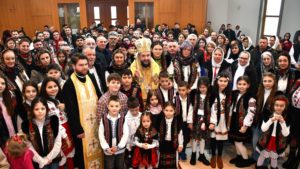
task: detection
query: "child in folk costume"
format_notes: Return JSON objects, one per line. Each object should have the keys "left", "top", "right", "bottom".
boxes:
{"left": 256, "top": 95, "right": 290, "bottom": 169}
{"left": 132, "top": 112, "right": 159, "bottom": 169}
{"left": 99, "top": 95, "right": 129, "bottom": 169}
{"left": 156, "top": 71, "right": 175, "bottom": 104}
{"left": 252, "top": 72, "right": 277, "bottom": 164}
{"left": 120, "top": 69, "right": 144, "bottom": 111}
{"left": 45, "top": 64, "right": 66, "bottom": 89}
{"left": 40, "top": 77, "right": 75, "bottom": 169}
{"left": 5, "top": 134, "right": 34, "bottom": 169}
{"left": 189, "top": 77, "right": 211, "bottom": 166}
{"left": 159, "top": 101, "right": 183, "bottom": 169}
{"left": 145, "top": 90, "right": 163, "bottom": 131}
{"left": 22, "top": 82, "right": 39, "bottom": 120}
{"left": 21, "top": 97, "right": 62, "bottom": 169}
{"left": 174, "top": 81, "right": 193, "bottom": 161}
{"left": 229, "top": 76, "right": 256, "bottom": 168}
{"left": 124, "top": 97, "right": 142, "bottom": 169}
{"left": 209, "top": 72, "right": 231, "bottom": 169}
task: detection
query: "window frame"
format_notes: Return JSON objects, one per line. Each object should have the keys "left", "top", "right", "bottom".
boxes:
{"left": 261, "top": 0, "right": 285, "bottom": 37}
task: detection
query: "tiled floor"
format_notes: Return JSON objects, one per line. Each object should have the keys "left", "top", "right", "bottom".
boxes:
{"left": 179, "top": 143, "right": 287, "bottom": 169}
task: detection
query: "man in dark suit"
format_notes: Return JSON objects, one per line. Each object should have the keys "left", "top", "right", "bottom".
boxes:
{"left": 95, "top": 36, "right": 112, "bottom": 70}
{"left": 62, "top": 26, "right": 77, "bottom": 49}
{"left": 83, "top": 47, "right": 107, "bottom": 95}
{"left": 224, "top": 24, "right": 236, "bottom": 42}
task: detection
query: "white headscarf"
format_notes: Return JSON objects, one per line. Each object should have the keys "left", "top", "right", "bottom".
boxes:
{"left": 211, "top": 47, "right": 225, "bottom": 68}
{"left": 271, "top": 36, "right": 280, "bottom": 50}
{"left": 232, "top": 51, "right": 251, "bottom": 90}
{"left": 242, "top": 36, "right": 253, "bottom": 51}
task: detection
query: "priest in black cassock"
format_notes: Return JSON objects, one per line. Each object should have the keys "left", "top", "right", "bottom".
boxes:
{"left": 62, "top": 53, "right": 103, "bottom": 169}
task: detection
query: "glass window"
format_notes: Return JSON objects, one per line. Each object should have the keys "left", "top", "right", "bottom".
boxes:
{"left": 127, "top": 6, "right": 129, "bottom": 19}
{"left": 58, "top": 3, "right": 80, "bottom": 33}
{"left": 95, "top": 20, "right": 101, "bottom": 25}
{"left": 264, "top": 17, "right": 279, "bottom": 35}
{"left": 262, "top": 0, "right": 283, "bottom": 36}
{"left": 111, "top": 6, "right": 117, "bottom": 19}
{"left": 135, "top": 2, "right": 154, "bottom": 28}
{"left": 111, "top": 20, "right": 117, "bottom": 25}
{"left": 127, "top": 6, "right": 129, "bottom": 26}
{"left": 94, "top": 6, "right": 100, "bottom": 19}
{"left": 266, "top": 0, "right": 282, "bottom": 16}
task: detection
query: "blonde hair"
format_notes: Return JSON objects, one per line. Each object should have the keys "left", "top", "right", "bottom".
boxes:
{"left": 7, "top": 134, "right": 28, "bottom": 157}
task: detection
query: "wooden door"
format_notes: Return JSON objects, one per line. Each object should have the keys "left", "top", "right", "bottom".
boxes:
{"left": 86, "top": 0, "right": 128, "bottom": 29}
{"left": 134, "top": 2, "right": 154, "bottom": 29}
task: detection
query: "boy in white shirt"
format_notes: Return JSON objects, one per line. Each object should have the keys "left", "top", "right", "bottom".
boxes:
{"left": 124, "top": 97, "right": 142, "bottom": 169}
{"left": 174, "top": 81, "right": 193, "bottom": 161}
{"left": 99, "top": 95, "right": 129, "bottom": 169}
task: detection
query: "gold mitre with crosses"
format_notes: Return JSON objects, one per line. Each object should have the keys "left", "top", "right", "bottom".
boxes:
{"left": 135, "top": 38, "right": 152, "bottom": 53}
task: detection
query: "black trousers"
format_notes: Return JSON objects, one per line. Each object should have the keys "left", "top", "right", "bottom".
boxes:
{"left": 73, "top": 137, "right": 84, "bottom": 169}
{"left": 182, "top": 122, "right": 190, "bottom": 153}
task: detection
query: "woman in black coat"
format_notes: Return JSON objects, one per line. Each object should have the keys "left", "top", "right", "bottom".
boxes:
{"left": 204, "top": 47, "right": 232, "bottom": 85}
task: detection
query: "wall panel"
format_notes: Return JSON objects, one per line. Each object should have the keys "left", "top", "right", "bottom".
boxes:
{"left": 0, "top": 0, "right": 87, "bottom": 38}
{"left": 128, "top": 0, "right": 207, "bottom": 33}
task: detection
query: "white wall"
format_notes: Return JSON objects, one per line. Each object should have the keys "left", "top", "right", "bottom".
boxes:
{"left": 206, "top": 0, "right": 229, "bottom": 32}
{"left": 280, "top": 0, "right": 300, "bottom": 41}
{"left": 207, "top": 0, "right": 260, "bottom": 43}
{"left": 227, "top": 0, "right": 260, "bottom": 43}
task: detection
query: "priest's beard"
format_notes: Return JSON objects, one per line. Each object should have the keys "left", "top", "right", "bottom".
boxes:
{"left": 141, "top": 61, "right": 150, "bottom": 68}
{"left": 75, "top": 69, "right": 88, "bottom": 77}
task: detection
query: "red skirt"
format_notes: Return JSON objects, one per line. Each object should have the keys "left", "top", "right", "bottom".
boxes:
{"left": 132, "top": 147, "right": 158, "bottom": 167}
{"left": 266, "top": 136, "right": 276, "bottom": 152}
{"left": 61, "top": 122, "right": 75, "bottom": 156}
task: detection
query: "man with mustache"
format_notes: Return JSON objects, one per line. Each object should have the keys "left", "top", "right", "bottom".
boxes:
{"left": 62, "top": 53, "right": 103, "bottom": 169}
{"left": 130, "top": 38, "right": 161, "bottom": 101}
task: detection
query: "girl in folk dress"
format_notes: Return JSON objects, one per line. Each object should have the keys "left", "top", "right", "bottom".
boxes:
{"left": 209, "top": 72, "right": 231, "bottom": 169}
{"left": 256, "top": 95, "right": 290, "bottom": 169}
{"left": 132, "top": 112, "right": 159, "bottom": 169}
{"left": 22, "top": 81, "right": 39, "bottom": 120}
{"left": 158, "top": 102, "right": 183, "bottom": 169}
{"left": 21, "top": 97, "right": 62, "bottom": 169}
{"left": 229, "top": 76, "right": 256, "bottom": 168}
{"left": 189, "top": 77, "right": 211, "bottom": 166}
{"left": 252, "top": 72, "right": 277, "bottom": 164}
{"left": 145, "top": 90, "right": 163, "bottom": 131}
{"left": 40, "top": 77, "right": 75, "bottom": 169}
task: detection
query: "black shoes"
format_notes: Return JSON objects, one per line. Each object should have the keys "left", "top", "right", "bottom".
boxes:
{"left": 198, "top": 153, "right": 210, "bottom": 166}
{"left": 190, "top": 152, "right": 196, "bottom": 165}
{"left": 190, "top": 152, "right": 210, "bottom": 166}
{"left": 229, "top": 155, "right": 242, "bottom": 164}
{"left": 235, "top": 158, "right": 253, "bottom": 168}
{"left": 230, "top": 155, "right": 253, "bottom": 168}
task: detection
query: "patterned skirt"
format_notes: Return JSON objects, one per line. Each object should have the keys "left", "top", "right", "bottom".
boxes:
{"left": 132, "top": 147, "right": 158, "bottom": 168}
{"left": 159, "top": 141, "right": 177, "bottom": 169}
{"left": 229, "top": 112, "right": 251, "bottom": 142}
{"left": 192, "top": 115, "right": 208, "bottom": 140}
{"left": 61, "top": 122, "right": 75, "bottom": 156}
